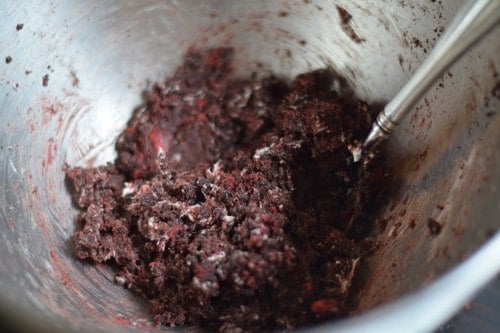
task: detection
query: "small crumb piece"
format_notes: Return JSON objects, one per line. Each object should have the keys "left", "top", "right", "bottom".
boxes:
{"left": 115, "top": 276, "right": 126, "bottom": 286}
{"left": 311, "top": 299, "right": 340, "bottom": 315}
{"left": 5, "top": 56, "right": 12, "bottom": 64}
{"left": 348, "top": 143, "right": 362, "bottom": 162}
{"left": 427, "top": 218, "right": 442, "bottom": 236}
{"left": 70, "top": 71, "right": 80, "bottom": 87}
{"left": 42, "top": 74, "right": 49, "bottom": 87}
{"left": 16, "top": 23, "right": 24, "bottom": 31}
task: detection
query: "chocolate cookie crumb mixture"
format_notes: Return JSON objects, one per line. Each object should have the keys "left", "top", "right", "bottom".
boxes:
{"left": 66, "top": 48, "right": 389, "bottom": 331}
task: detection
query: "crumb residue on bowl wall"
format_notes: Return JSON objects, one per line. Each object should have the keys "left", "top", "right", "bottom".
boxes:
{"left": 336, "top": 6, "right": 365, "bottom": 43}
{"left": 42, "top": 74, "right": 49, "bottom": 87}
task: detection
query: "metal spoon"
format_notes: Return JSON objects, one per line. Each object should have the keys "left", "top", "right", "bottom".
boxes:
{"left": 361, "top": 0, "right": 500, "bottom": 159}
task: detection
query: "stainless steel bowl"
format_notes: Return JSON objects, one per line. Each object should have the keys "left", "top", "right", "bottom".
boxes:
{"left": 1, "top": 1, "right": 499, "bottom": 332}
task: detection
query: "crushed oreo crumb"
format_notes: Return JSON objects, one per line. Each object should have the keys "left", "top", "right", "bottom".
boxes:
{"left": 66, "top": 48, "right": 390, "bottom": 331}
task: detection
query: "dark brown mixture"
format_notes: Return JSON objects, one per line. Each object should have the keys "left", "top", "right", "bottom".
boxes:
{"left": 66, "top": 48, "right": 389, "bottom": 331}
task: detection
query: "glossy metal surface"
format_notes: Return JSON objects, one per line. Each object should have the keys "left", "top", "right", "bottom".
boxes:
{"left": 0, "top": 1, "right": 499, "bottom": 332}
{"left": 364, "top": 0, "right": 500, "bottom": 149}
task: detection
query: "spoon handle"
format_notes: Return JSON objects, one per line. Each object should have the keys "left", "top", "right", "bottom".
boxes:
{"left": 363, "top": 0, "right": 500, "bottom": 149}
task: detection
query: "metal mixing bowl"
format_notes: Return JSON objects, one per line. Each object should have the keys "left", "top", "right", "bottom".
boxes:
{"left": 1, "top": 1, "right": 499, "bottom": 332}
